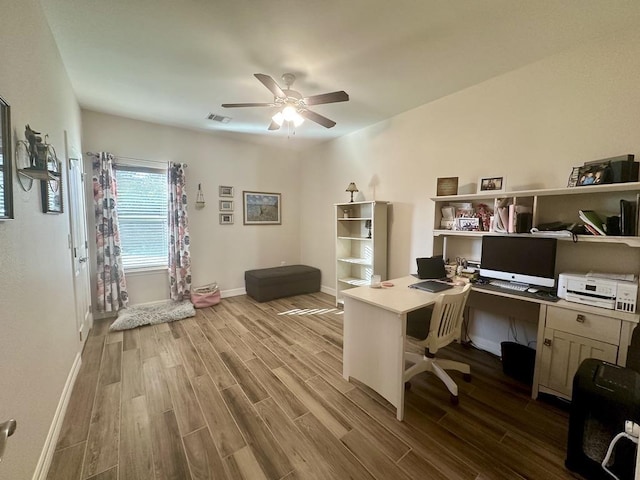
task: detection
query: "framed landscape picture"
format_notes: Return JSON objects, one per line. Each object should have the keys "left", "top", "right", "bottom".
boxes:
{"left": 243, "top": 191, "right": 281, "bottom": 225}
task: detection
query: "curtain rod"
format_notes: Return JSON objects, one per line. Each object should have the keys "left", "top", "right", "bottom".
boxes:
{"left": 85, "top": 152, "right": 187, "bottom": 167}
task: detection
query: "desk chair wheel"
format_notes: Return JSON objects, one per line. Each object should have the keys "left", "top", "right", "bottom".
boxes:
{"left": 450, "top": 394, "right": 459, "bottom": 405}
{"left": 463, "top": 373, "right": 471, "bottom": 382}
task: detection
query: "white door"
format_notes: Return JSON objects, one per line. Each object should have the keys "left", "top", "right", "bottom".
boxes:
{"left": 68, "top": 156, "right": 92, "bottom": 346}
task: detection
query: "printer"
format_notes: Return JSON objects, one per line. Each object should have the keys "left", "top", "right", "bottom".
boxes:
{"left": 557, "top": 273, "right": 638, "bottom": 313}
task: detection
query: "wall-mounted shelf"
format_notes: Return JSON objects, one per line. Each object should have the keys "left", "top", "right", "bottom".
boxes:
{"left": 14, "top": 129, "right": 60, "bottom": 192}
{"left": 432, "top": 182, "right": 640, "bottom": 250}
{"left": 17, "top": 167, "right": 60, "bottom": 181}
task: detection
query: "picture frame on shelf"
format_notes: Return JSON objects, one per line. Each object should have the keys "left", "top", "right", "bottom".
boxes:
{"left": 219, "top": 185, "right": 234, "bottom": 197}
{"left": 220, "top": 213, "right": 233, "bottom": 224}
{"left": 219, "top": 200, "right": 233, "bottom": 212}
{"left": 455, "top": 217, "right": 480, "bottom": 231}
{"left": 436, "top": 177, "right": 458, "bottom": 196}
{"left": 576, "top": 163, "right": 612, "bottom": 186}
{"left": 243, "top": 191, "right": 281, "bottom": 225}
{"left": 477, "top": 175, "right": 506, "bottom": 193}
{"left": 41, "top": 176, "right": 63, "bottom": 214}
{"left": 567, "top": 166, "right": 581, "bottom": 187}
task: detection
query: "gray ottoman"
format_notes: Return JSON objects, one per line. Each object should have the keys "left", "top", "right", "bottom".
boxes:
{"left": 245, "top": 265, "right": 321, "bottom": 302}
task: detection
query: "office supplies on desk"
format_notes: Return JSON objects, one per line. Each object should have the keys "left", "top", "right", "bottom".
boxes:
{"left": 409, "top": 280, "right": 453, "bottom": 293}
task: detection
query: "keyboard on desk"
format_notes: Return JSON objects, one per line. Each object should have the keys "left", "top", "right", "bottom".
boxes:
{"left": 474, "top": 280, "right": 559, "bottom": 302}
{"left": 488, "top": 280, "right": 528, "bottom": 292}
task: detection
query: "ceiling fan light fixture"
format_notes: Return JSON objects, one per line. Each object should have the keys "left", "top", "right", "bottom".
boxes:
{"left": 272, "top": 111, "right": 284, "bottom": 126}
{"left": 272, "top": 106, "right": 304, "bottom": 128}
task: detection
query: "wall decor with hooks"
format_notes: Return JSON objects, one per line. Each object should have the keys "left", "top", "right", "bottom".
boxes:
{"left": 15, "top": 125, "right": 60, "bottom": 192}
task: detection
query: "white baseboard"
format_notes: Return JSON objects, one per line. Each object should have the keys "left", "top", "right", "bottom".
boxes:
{"left": 321, "top": 285, "right": 336, "bottom": 296}
{"left": 32, "top": 352, "right": 82, "bottom": 480}
{"left": 221, "top": 287, "right": 246, "bottom": 298}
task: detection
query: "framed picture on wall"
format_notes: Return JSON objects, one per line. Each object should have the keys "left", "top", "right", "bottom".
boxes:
{"left": 219, "top": 185, "right": 234, "bottom": 197}
{"left": 477, "top": 175, "right": 506, "bottom": 194}
{"left": 219, "top": 200, "right": 233, "bottom": 211}
{"left": 220, "top": 213, "right": 233, "bottom": 224}
{"left": 243, "top": 191, "right": 281, "bottom": 225}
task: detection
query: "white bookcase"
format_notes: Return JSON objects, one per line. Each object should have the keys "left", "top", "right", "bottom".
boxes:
{"left": 335, "top": 201, "right": 389, "bottom": 306}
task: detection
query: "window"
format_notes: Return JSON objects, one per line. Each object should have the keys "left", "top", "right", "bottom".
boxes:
{"left": 114, "top": 165, "right": 168, "bottom": 270}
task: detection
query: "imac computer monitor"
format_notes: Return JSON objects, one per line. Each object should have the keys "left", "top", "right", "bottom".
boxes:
{"left": 480, "top": 236, "right": 558, "bottom": 288}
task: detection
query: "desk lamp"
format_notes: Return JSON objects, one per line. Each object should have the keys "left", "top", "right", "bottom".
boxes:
{"left": 346, "top": 182, "right": 359, "bottom": 202}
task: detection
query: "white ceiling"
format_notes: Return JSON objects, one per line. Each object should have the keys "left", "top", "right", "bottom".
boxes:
{"left": 40, "top": 0, "right": 640, "bottom": 149}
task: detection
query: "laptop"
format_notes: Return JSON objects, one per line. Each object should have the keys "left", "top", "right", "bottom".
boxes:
{"left": 409, "top": 280, "right": 453, "bottom": 293}
{"left": 416, "top": 255, "right": 448, "bottom": 280}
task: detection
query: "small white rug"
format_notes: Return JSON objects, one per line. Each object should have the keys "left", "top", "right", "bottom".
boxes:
{"left": 110, "top": 300, "right": 195, "bottom": 331}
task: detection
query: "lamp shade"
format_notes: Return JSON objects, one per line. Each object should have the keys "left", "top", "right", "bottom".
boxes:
{"left": 345, "top": 182, "right": 359, "bottom": 202}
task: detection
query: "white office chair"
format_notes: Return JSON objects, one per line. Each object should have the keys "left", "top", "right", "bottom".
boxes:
{"left": 404, "top": 283, "right": 472, "bottom": 405}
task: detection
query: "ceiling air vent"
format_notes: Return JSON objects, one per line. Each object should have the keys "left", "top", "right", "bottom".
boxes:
{"left": 207, "top": 113, "right": 231, "bottom": 123}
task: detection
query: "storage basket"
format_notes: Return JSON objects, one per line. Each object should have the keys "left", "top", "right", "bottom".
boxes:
{"left": 191, "top": 282, "right": 221, "bottom": 308}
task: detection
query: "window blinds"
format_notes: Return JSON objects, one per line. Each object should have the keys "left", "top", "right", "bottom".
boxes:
{"left": 114, "top": 165, "right": 168, "bottom": 270}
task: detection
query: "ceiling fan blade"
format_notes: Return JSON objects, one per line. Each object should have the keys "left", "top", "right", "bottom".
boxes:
{"left": 300, "top": 109, "right": 336, "bottom": 128}
{"left": 221, "top": 102, "right": 276, "bottom": 108}
{"left": 304, "top": 91, "right": 349, "bottom": 106}
{"left": 254, "top": 73, "right": 286, "bottom": 99}
{"left": 268, "top": 120, "right": 281, "bottom": 131}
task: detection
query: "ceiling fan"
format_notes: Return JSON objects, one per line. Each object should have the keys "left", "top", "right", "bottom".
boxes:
{"left": 222, "top": 73, "right": 349, "bottom": 130}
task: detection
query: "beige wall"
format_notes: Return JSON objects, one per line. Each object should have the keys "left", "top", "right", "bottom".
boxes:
{"left": 301, "top": 28, "right": 640, "bottom": 288}
{"left": 81, "top": 110, "right": 301, "bottom": 306}
{"left": 0, "top": 1, "right": 83, "bottom": 478}
{"left": 299, "top": 29, "right": 640, "bottom": 353}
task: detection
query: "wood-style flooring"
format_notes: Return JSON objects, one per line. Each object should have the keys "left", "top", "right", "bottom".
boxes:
{"left": 46, "top": 292, "right": 581, "bottom": 480}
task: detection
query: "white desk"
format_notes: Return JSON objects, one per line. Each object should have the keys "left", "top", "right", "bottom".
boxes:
{"left": 342, "top": 276, "right": 640, "bottom": 421}
{"left": 342, "top": 276, "right": 465, "bottom": 420}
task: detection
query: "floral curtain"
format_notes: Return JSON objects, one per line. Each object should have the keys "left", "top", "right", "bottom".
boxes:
{"left": 92, "top": 152, "right": 128, "bottom": 312}
{"left": 168, "top": 162, "right": 192, "bottom": 301}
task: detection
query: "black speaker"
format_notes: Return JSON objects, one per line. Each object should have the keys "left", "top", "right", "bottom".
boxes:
{"left": 566, "top": 359, "right": 640, "bottom": 480}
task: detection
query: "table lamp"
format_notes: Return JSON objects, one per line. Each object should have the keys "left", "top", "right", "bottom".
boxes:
{"left": 346, "top": 182, "right": 359, "bottom": 202}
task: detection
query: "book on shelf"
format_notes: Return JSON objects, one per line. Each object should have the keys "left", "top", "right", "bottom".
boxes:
{"left": 578, "top": 210, "right": 607, "bottom": 235}
{"left": 620, "top": 199, "right": 636, "bottom": 236}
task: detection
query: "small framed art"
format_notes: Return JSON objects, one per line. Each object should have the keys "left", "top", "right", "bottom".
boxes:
{"left": 219, "top": 185, "right": 234, "bottom": 197}
{"left": 219, "top": 200, "right": 233, "bottom": 212}
{"left": 41, "top": 177, "right": 63, "bottom": 214}
{"left": 567, "top": 166, "right": 581, "bottom": 187}
{"left": 243, "top": 191, "right": 281, "bottom": 225}
{"left": 477, "top": 175, "right": 506, "bottom": 193}
{"left": 455, "top": 217, "right": 480, "bottom": 231}
{"left": 436, "top": 177, "right": 458, "bottom": 196}
{"left": 220, "top": 213, "right": 233, "bottom": 224}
